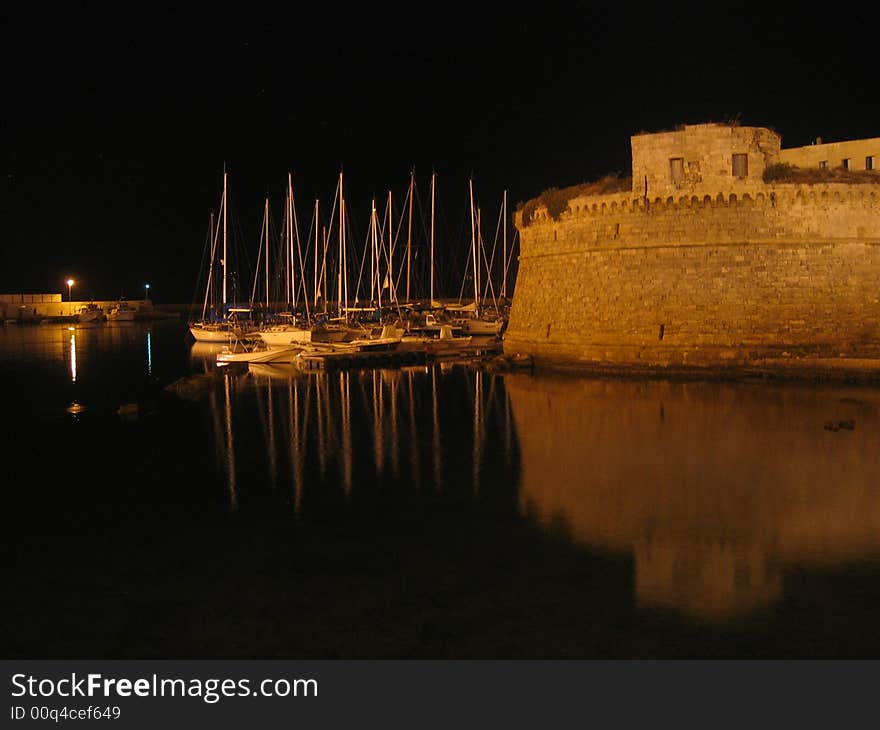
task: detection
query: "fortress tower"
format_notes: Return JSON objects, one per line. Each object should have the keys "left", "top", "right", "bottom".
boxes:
{"left": 506, "top": 123, "right": 880, "bottom": 374}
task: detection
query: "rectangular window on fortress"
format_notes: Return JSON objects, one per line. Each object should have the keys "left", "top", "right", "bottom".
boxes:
{"left": 819, "top": 160, "right": 828, "bottom": 169}
{"left": 842, "top": 158, "right": 851, "bottom": 170}
{"left": 732, "top": 153, "right": 748, "bottom": 178}
{"left": 867, "top": 156, "right": 875, "bottom": 171}
{"left": 669, "top": 157, "right": 684, "bottom": 184}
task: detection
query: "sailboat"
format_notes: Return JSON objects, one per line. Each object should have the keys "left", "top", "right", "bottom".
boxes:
{"left": 257, "top": 172, "right": 324, "bottom": 349}
{"left": 447, "top": 180, "right": 506, "bottom": 339}
{"left": 189, "top": 169, "right": 254, "bottom": 342}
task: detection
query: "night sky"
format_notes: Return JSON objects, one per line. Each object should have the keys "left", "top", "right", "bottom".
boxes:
{"left": 3, "top": 5, "right": 877, "bottom": 303}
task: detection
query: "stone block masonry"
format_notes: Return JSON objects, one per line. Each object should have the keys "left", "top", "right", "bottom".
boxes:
{"left": 505, "top": 124, "right": 880, "bottom": 373}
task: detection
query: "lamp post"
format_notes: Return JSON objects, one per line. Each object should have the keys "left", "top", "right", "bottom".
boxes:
{"left": 66, "top": 278, "right": 75, "bottom": 316}
{"left": 144, "top": 283, "right": 150, "bottom": 303}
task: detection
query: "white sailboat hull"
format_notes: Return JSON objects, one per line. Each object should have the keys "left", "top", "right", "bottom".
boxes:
{"left": 217, "top": 346, "right": 303, "bottom": 364}
{"left": 189, "top": 323, "right": 237, "bottom": 342}
{"left": 258, "top": 327, "right": 314, "bottom": 348}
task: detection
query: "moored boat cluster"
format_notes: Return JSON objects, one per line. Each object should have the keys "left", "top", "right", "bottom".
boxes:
{"left": 189, "top": 169, "right": 516, "bottom": 368}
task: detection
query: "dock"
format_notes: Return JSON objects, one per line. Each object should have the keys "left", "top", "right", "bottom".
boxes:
{"left": 298, "top": 349, "right": 430, "bottom": 371}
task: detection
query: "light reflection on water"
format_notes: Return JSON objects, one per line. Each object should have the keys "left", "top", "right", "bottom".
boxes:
{"left": 204, "top": 363, "right": 513, "bottom": 518}
{"left": 4, "top": 321, "right": 880, "bottom": 644}
{"left": 69, "top": 330, "right": 76, "bottom": 383}
{"left": 506, "top": 376, "right": 880, "bottom": 621}
{"left": 203, "top": 352, "right": 880, "bottom": 624}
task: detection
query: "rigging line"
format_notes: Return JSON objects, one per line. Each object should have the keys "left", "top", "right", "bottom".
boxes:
{"left": 483, "top": 200, "right": 504, "bottom": 300}
{"left": 291, "top": 178, "right": 312, "bottom": 321}
{"left": 203, "top": 201, "right": 223, "bottom": 319}
{"left": 197, "top": 210, "right": 219, "bottom": 321}
{"left": 390, "top": 180, "right": 414, "bottom": 296}
{"left": 250, "top": 205, "right": 268, "bottom": 307}
{"left": 478, "top": 214, "right": 499, "bottom": 308}
{"left": 450, "top": 181, "right": 473, "bottom": 302}
{"left": 382, "top": 191, "right": 403, "bottom": 318}
{"left": 353, "top": 204, "right": 371, "bottom": 307}
{"left": 317, "top": 180, "right": 340, "bottom": 300}
{"left": 296, "top": 203, "right": 317, "bottom": 311}
{"left": 379, "top": 191, "right": 400, "bottom": 309}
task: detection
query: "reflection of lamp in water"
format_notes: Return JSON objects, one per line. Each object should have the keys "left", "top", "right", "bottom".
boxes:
{"left": 69, "top": 331, "right": 77, "bottom": 383}
{"left": 66, "top": 278, "right": 75, "bottom": 315}
{"left": 146, "top": 331, "right": 152, "bottom": 376}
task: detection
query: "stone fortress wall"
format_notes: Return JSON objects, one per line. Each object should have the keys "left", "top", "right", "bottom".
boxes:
{"left": 505, "top": 123, "right": 880, "bottom": 371}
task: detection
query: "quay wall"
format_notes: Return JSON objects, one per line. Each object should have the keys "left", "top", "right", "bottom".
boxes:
{"left": 505, "top": 184, "right": 880, "bottom": 369}
{"left": 1, "top": 296, "right": 152, "bottom": 321}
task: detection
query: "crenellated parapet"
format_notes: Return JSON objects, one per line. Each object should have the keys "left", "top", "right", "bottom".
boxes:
{"left": 506, "top": 123, "right": 880, "bottom": 373}
{"left": 518, "top": 183, "right": 880, "bottom": 249}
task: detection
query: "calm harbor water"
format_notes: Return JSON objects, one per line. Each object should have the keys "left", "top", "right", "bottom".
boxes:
{"left": 4, "top": 320, "right": 880, "bottom": 658}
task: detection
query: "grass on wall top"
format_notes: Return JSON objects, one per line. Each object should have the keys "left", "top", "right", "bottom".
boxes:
{"left": 764, "top": 163, "right": 880, "bottom": 184}
{"left": 518, "top": 175, "right": 632, "bottom": 227}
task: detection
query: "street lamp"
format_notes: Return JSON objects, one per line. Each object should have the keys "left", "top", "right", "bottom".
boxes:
{"left": 144, "top": 283, "right": 151, "bottom": 302}
{"left": 66, "top": 278, "right": 75, "bottom": 316}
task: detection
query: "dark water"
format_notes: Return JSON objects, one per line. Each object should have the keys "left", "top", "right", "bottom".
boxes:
{"left": 4, "top": 320, "right": 880, "bottom": 658}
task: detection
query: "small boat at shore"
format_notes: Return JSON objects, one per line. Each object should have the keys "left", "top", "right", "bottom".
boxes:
{"left": 77, "top": 303, "right": 105, "bottom": 323}
{"left": 107, "top": 300, "right": 137, "bottom": 321}
{"left": 217, "top": 340, "right": 303, "bottom": 364}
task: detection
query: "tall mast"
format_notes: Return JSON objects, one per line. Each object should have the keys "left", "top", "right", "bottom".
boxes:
{"left": 387, "top": 189, "right": 393, "bottom": 305}
{"left": 322, "top": 225, "right": 328, "bottom": 312}
{"left": 292, "top": 179, "right": 310, "bottom": 323}
{"left": 287, "top": 172, "right": 295, "bottom": 310}
{"left": 502, "top": 190, "right": 508, "bottom": 301}
{"left": 337, "top": 174, "right": 343, "bottom": 316}
{"left": 340, "top": 171, "right": 348, "bottom": 320}
{"left": 264, "top": 196, "right": 270, "bottom": 308}
{"left": 222, "top": 167, "right": 228, "bottom": 309}
{"left": 430, "top": 171, "right": 435, "bottom": 304}
{"left": 477, "top": 206, "right": 482, "bottom": 303}
{"left": 406, "top": 169, "right": 414, "bottom": 302}
{"left": 202, "top": 210, "right": 216, "bottom": 321}
{"left": 284, "top": 181, "right": 291, "bottom": 306}
{"left": 313, "top": 199, "right": 319, "bottom": 308}
{"left": 373, "top": 199, "right": 381, "bottom": 308}
{"left": 469, "top": 178, "right": 478, "bottom": 314}
{"left": 370, "top": 198, "right": 377, "bottom": 305}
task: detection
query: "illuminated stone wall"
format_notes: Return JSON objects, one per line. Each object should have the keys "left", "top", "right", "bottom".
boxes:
{"left": 506, "top": 124, "right": 880, "bottom": 369}
{"left": 0, "top": 297, "right": 152, "bottom": 320}
{"left": 780, "top": 137, "right": 880, "bottom": 171}
{"left": 631, "top": 123, "right": 781, "bottom": 198}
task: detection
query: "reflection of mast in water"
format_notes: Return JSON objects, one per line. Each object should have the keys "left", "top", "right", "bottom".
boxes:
{"left": 473, "top": 370, "right": 482, "bottom": 494}
{"left": 254, "top": 376, "right": 278, "bottom": 490}
{"left": 223, "top": 372, "right": 238, "bottom": 511}
{"left": 146, "top": 331, "right": 152, "bottom": 377}
{"left": 504, "top": 380, "right": 512, "bottom": 466}
{"left": 339, "top": 371, "right": 352, "bottom": 495}
{"left": 431, "top": 365, "right": 443, "bottom": 491}
{"left": 69, "top": 331, "right": 77, "bottom": 383}
{"left": 315, "top": 372, "right": 327, "bottom": 478}
{"left": 288, "top": 379, "right": 303, "bottom": 514}
{"left": 322, "top": 373, "right": 338, "bottom": 470}
{"left": 389, "top": 371, "right": 400, "bottom": 478}
{"left": 372, "top": 370, "right": 384, "bottom": 477}
{"left": 407, "top": 369, "right": 421, "bottom": 492}
{"left": 267, "top": 379, "right": 277, "bottom": 490}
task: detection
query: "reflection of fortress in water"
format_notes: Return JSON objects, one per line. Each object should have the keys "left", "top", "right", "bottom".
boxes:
{"left": 506, "top": 376, "right": 880, "bottom": 621}
{"left": 193, "top": 345, "right": 880, "bottom": 624}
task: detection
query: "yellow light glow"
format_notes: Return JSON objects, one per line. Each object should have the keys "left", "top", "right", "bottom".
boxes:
{"left": 66, "top": 278, "right": 74, "bottom": 287}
